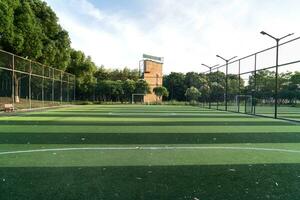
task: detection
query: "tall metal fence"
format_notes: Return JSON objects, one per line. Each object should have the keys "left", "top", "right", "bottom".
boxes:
{"left": 0, "top": 49, "right": 75, "bottom": 111}
{"left": 202, "top": 37, "right": 300, "bottom": 122}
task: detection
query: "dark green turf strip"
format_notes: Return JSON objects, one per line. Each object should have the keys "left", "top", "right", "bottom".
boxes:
{"left": 23, "top": 113, "right": 255, "bottom": 118}
{"left": 1, "top": 132, "right": 300, "bottom": 144}
{"left": 1, "top": 164, "right": 300, "bottom": 200}
{"left": 49, "top": 110, "right": 229, "bottom": 114}
{"left": 0, "top": 120, "right": 293, "bottom": 126}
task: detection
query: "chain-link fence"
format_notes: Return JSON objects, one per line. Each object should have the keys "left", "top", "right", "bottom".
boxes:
{"left": 0, "top": 49, "right": 75, "bottom": 111}
{"left": 203, "top": 37, "right": 300, "bottom": 122}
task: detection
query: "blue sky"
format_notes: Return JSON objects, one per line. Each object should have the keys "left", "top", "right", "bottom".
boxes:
{"left": 89, "top": 0, "right": 144, "bottom": 12}
{"left": 44, "top": 0, "right": 300, "bottom": 74}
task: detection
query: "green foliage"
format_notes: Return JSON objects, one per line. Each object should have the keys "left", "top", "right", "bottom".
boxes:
{"left": 185, "top": 86, "right": 201, "bottom": 101}
{"left": 0, "top": 0, "right": 71, "bottom": 70}
{"left": 163, "top": 71, "right": 231, "bottom": 102}
{"left": 0, "top": 0, "right": 19, "bottom": 50}
{"left": 95, "top": 79, "right": 150, "bottom": 102}
{"left": 94, "top": 66, "right": 109, "bottom": 80}
{"left": 123, "top": 79, "right": 136, "bottom": 101}
{"left": 135, "top": 79, "right": 151, "bottom": 94}
{"left": 163, "top": 72, "right": 186, "bottom": 101}
{"left": 153, "top": 86, "right": 169, "bottom": 101}
{"left": 185, "top": 72, "right": 202, "bottom": 89}
{"left": 110, "top": 68, "right": 139, "bottom": 81}
{"left": 66, "top": 49, "right": 97, "bottom": 100}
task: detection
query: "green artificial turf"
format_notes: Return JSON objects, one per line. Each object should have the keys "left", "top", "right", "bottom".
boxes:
{"left": 0, "top": 105, "right": 300, "bottom": 200}
{"left": 214, "top": 104, "right": 300, "bottom": 120}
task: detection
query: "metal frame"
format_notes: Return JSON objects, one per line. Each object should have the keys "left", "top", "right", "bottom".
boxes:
{"left": 131, "top": 93, "right": 145, "bottom": 104}
{"left": 203, "top": 36, "right": 300, "bottom": 122}
{"left": 0, "top": 49, "right": 76, "bottom": 110}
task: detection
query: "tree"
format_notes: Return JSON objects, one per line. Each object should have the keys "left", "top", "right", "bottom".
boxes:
{"left": 185, "top": 87, "right": 201, "bottom": 102}
{"left": 153, "top": 86, "right": 169, "bottom": 102}
{"left": 199, "top": 82, "right": 210, "bottom": 102}
{"left": 209, "top": 82, "right": 224, "bottom": 102}
{"left": 290, "top": 72, "right": 300, "bottom": 102}
{"left": 163, "top": 72, "right": 186, "bottom": 101}
{"left": 248, "top": 70, "right": 275, "bottom": 104}
{"left": 0, "top": 0, "right": 72, "bottom": 102}
{"left": 123, "top": 79, "right": 136, "bottom": 102}
{"left": 0, "top": 0, "right": 19, "bottom": 51}
{"left": 94, "top": 66, "right": 109, "bottom": 81}
{"left": 278, "top": 71, "right": 300, "bottom": 105}
{"left": 112, "top": 80, "right": 124, "bottom": 102}
{"left": 135, "top": 79, "right": 150, "bottom": 94}
{"left": 96, "top": 80, "right": 112, "bottom": 101}
{"left": 185, "top": 72, "right": 202, "bottom": 89}
{"left": 66, "top": 49, "right": 97, "bottom": 100}
{"left": 30, "top": 0, "right": 71, "bottom": 70}
{"left": 104, "top": 67, "right": 140, "bottom": 81}
{"left": 0, "top": 0, "right": 72, "bottom": 70}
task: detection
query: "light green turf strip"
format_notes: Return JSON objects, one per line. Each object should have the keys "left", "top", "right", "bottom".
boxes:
{"left": 1, "top": 143, "right": 300, "bottom": 167}
{"left": 0, "top": 125, "right": 299, "bottom": 134}
{"left": 0, "top": 117, "right": 273, "bottom": 122}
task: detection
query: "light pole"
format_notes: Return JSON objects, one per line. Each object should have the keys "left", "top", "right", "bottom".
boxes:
{"left": 216, "top": 55, "right": 237, "bottom": 111}
{"left": 260, "top": 31, "right": 294, "bottom": 119}
{"left": 201, "top": 63, "right": 219, "bottom": 109}
{"left": 93, "top": 78, "right": 98, "bottom": 102}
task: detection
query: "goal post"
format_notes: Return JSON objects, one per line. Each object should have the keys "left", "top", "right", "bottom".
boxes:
{"left": 132, "top": 93, "right": 145, "bottom": 104}
{"left": 235, "top": 95, "right": 253, "bottom": 114}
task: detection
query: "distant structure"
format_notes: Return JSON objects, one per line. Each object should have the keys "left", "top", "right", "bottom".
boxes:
{"left": 141, "top": 54, "right": 164, "bottom": 103}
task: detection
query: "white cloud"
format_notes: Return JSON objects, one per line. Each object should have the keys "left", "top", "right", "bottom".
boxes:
{"left": 45, "top": 0, "right": 300, "bottom": 74}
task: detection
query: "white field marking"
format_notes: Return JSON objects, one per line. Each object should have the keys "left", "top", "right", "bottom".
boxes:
{"left": 1, "top": 146, "right": 300, "bottom": 156}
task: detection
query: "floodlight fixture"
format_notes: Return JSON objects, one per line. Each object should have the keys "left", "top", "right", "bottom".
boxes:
{"left": 216, "top": 54, "right": 237, "bottom": 111}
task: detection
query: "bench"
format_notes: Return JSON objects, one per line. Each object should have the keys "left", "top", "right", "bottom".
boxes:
{"left": 4, "top": 104, "right": 14, "bottom": 112}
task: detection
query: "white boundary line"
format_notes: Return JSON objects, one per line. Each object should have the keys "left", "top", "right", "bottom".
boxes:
{"left": 1, "top": 146, "right": 300, "bottom": 156}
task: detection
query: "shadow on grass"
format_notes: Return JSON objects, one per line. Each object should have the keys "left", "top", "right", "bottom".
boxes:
{"left": 51, "top": 110, "right": 227, "bottom": 114}
{"left": 25, "top": 113, "right": 254, "bottom": 119}
{"left": 0, "top": 120, "right": 293, "bottom": 126}
{"left": 1, "top": 132, "right": 300, "bottom": 144}
{"left": 1, "top": 164, "right": 300, "bottom": 200}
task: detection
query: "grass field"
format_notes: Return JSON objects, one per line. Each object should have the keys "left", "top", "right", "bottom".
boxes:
{"left": 0, "top": 105, "right": 300, "bottom": 200}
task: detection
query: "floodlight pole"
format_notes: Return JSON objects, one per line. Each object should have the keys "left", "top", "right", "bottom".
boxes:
{"left": 201, "top": 64, "right": 219, "bottom": 109}
{"left": 216, "top": 55, "right": 237, "bottom": 111}
{"left": 260, "top": 31, "right": 294, "bottom": 119}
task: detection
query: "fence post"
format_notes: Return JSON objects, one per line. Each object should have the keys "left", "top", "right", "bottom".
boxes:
{"left": 67, "top": 74, "right": 70, "bottom": 102}
{"left": 42, "top": 65, "right": 45, "bottom": 108}
{"left": 60, "top": 71, "right": 63, "bottom": 104}
{"left": 275, "top": 41, "right": 279, "bottom": 119}
{"left": 52, "top": 68, "right": 54, "bottom": 104}
{"left": 216, "top": 69, "right": 219, "bottom": 110}
{"left": 12, "top": 55, "right": 15, "bottom": 108}
{"left": 208, "top": 68, "right": 212, "bottom": 109}
{"left": 225, "top": 61, "right": 228, "bottom": 111}
{"left": 73, "top": 76, "right": 76, "bottom": 102}
{"left": 238, "top": 60, "right": 241, "bottom": 113}
{"left": 253, "top": 54, "right": 257, "bottom": 115}
{"left": 29, "top": 61, "right": 32, "bottom": 109}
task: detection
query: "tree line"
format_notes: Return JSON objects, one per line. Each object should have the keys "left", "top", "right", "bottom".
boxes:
{"left": 163, "top": 70, "right": 300, "bottom": 105}
{"left": 163, "top": 71, "right": 242, "bottom": 102}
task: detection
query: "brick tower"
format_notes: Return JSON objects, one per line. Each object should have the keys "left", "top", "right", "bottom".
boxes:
{"left": 142, "top": 55, "right": 163, "bottom": 103}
